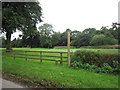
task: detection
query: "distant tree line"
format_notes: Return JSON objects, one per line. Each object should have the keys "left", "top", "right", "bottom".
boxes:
{"left": 1, "top": 2, "right": 119, "bottom": 50}
{"left": 1, "top": 23, "right": 119, "bottom": 48}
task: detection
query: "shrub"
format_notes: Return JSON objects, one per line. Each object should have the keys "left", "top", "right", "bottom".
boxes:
{"left": 100, "top": 63, "right": 113, "bottom": 73}
{"left": 71, "top": 50, "right": 120, "bottom": 74}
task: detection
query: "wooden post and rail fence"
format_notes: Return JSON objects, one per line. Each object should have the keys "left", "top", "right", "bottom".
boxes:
{"left": 2, "top": 32, "right": 71, "bottom": 66}
{"left": 3, "top": 50, "right": 72, "bottom": 65}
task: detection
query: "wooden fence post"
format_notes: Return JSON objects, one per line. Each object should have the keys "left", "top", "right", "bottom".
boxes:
{"left": 40, "top": 51, "right": 42, "bottom": 63}
{"left": 14, "top": 52, "right": 15, "bottom": 60}
{"left": 67, "top": 32, "right": 70, "bottom": 66}
{"left": 25, "top": 51, "right": 27, "bottom": 61}
{"left": 60, "top": 52, "right": 62, "bottom": 64}
{"left": 56, "top": 60, "right": 58, "bottom": 65}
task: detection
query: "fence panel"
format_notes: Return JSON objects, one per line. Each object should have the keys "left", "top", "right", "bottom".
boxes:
{"left": 3, "top": 50, "right": 69, "bottom": 64}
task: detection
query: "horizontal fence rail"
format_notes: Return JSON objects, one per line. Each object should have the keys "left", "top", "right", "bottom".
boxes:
{"left": 2, "top": 50, "right": 71, "bottom": 65}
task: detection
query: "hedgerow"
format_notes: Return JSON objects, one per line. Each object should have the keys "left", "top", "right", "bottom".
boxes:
{"left": 80, "top": 45, "right": 120, "bottom": 49}
{"left": 71, "top": 50, "right": 120, "bottom": 74}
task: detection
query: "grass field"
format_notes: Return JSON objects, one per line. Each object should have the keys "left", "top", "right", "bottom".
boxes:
{"left": 2, "top": 48, "right": 119, "bottom": 88}
{"left": 1, "top": 47, "right": 119, "bottom": 54}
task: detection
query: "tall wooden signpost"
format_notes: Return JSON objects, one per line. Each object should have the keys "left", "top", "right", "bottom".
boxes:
{"left": 67, "top": 32, "right": 70, "bottom": 66}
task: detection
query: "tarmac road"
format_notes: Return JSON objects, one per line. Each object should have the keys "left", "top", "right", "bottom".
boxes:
{"left": 1, "top": 77, "right": 24, "bottom": 88}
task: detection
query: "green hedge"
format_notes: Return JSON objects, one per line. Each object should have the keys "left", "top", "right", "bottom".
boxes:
{"left": 81, "top": 45, "right": 120, "bottom": 49}
{"left": 71, "top": 50, "right": 120, "bottom": 74}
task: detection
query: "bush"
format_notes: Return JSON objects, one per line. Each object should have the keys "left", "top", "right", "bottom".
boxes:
{"left": 100, "top": 63, "right": 113, "bottom": 73}
{"left": 71, "top": 50, "right": 120, "bottom": 74}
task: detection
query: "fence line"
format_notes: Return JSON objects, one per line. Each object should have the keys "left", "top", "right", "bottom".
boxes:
{"left": 3, "top": 50, "right": 69, "bottom": 64}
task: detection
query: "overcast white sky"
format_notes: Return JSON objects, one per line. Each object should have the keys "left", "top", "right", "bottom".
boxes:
{"left": 38, "top": 0, "right": 119, "bottom": 32}
{"left": 11, "top": 0, "right": 119, "bottom": 40}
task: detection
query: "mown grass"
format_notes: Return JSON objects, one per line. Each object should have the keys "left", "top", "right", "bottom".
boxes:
{"left": 2, "top": 48, "right": 119, "bottom": 88}
{"left": 1, "top": 48, "right": 119, "bottom": 54}
{"left": 2, "top": 57, "right": 118, "bottom": 88}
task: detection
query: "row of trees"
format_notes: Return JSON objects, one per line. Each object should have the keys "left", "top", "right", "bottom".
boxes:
{"left": 1, "top": 2, "right": 119, "bottom": 49}
{"left": 1, "top": 23, "right": 119, "bottom": 48}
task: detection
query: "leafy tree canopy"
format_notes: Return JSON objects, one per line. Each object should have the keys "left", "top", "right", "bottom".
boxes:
{"left": 2, "top": 2, "right": 42, "bottom": 50}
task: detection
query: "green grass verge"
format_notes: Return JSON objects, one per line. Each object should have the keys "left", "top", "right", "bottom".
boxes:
{"left": 2, "top": 48, "right": 119, "bottom": 88}
{"left": 2, "top": 56, "right": 118, "bottom": 88}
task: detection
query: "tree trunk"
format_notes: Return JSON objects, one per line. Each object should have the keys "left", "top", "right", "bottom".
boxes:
{"left": 6, "top": 31, "right": 12, "bottom": 51}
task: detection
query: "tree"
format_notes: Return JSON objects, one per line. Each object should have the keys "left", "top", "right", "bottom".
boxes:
{"left": 71, "top": 30, "right": 81, "bottom": 46}
{"left": 109, "top": 28, "right": 118, "bottom": 40}
{"left": 71, "top": 28, "right": 96, "bottom": 47}
{"left": 71, "top": 30, "right": 81, "bottom": 40}
{"left": 51, "top": 32, "right": 61, "bottom": 47}
{"left": 111, "top": 23, "right": 120, "bottom": 44}
{"left": 38, "top": 23, "right": 54, "bottom": 48}
{"left": 11, "top": 38, "right": 22, "bottom": 48}
{"left": 110, "top": 26, "right": 120, "bottom": 45}
{"left": 59, "top": 29, "right": 71, "bottom": 46}
{"left": 100, "top": 26, "right": 114, "bottom": 38}
{"left": 0, "top": 36, "right": 6, "bottom": 48}
{"left": 74, "top": 33, "right": 92, "bottom": 47}
{"left": 2, "top": 2, "right": 42, "bottom": 50}
{"left": 90, "top": 34, "right": 118, "bottom": 46}
{"left": 117, "top": 27, "right": 120, "bottom": 44}
{"left": 83, "top": 28, "right": 96, "bottom": 34}
{"left": 21, "top": 31, "right": 40, "bottom": 48}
